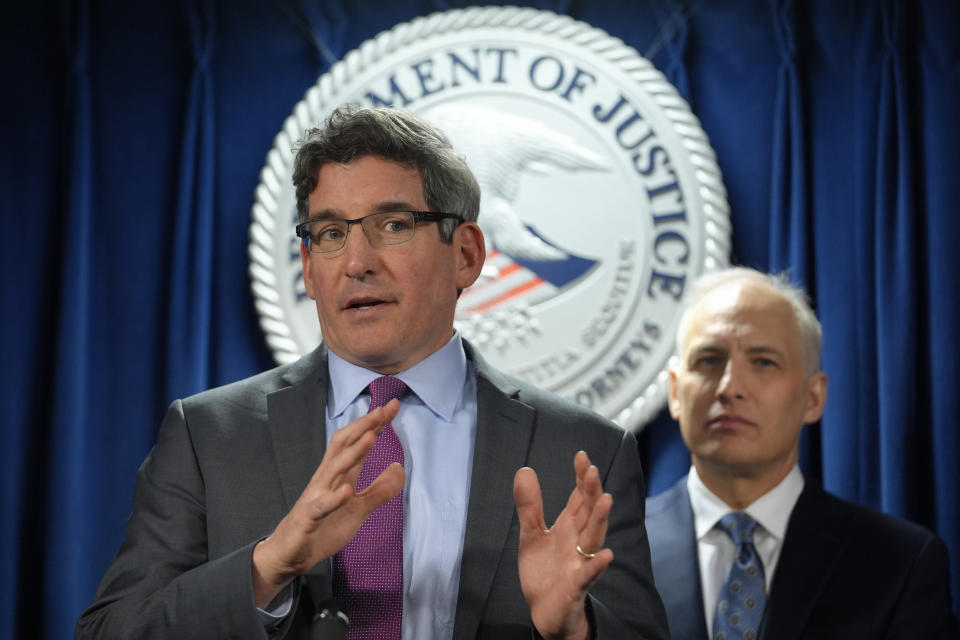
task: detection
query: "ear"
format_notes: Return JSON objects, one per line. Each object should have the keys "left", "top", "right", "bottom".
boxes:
{"left": 300, "top": 241, "right": 317, "bottom": 300}
{"left": 667, "top": 367, "right": 681, "bottom": 420}
{"left": 453, "top": 222, "right": 486, "bottom": 290}
{"left": 802, "top": 370, "right": 828, "bottom": 424}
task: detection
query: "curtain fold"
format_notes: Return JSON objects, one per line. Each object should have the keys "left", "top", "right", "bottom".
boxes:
{"left": 300, "top": 0, "right": 348, "bottom": 67}
{"left": 848, "top": 3, "right": 883, "bottom": 510}
{"left": 657, "top": 0, "right": 691, "bottom": 103}
{"left": 164, "top": 0, "right": 217, "bottom": 402}
{"left": 41, "top": 2, "right": 95, "bottom": 638}
{"left": 766, "top": 0, "right": 821, "bottom": 476}
{"left": 919, "top": 0, "right": 960, "bottom": 607}
{"left": 811, "top": 0, "right": 862, "bottom": 501}
{"left": 872, "top": 0, "right": 917, "bottom": 516}
{"left": 768, "top": 0, "right": 810, "bottom": 283}
{"left": 912, "top": 0, "right": 960, "bottom": 605}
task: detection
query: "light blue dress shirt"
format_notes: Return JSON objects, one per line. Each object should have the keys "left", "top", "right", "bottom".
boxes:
{"left": 326, "top": 333, "right": 478, "bottom": 640}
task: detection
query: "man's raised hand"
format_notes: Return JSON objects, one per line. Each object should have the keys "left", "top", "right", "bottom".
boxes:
{"left": 514, "top": 450, "right": 614, "bottom": 640}
{"left": 251, "top": 400, "right": 405, "bottom": 607}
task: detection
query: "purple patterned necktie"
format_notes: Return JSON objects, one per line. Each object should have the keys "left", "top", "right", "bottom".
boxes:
{"left": 333, "top": 376, "right": 407, "bottom": 640}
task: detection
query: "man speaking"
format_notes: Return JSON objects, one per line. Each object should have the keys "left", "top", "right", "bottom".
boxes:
{"left": 76, "top": 105, "right": 668, "bottom": 640}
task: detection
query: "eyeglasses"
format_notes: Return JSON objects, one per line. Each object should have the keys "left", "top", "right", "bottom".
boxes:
{"left": 296, "top": 210, "right": 462, "bottom": 254}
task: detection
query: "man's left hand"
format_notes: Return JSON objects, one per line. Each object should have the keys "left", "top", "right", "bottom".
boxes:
{"left": 514, "top": 450, "right": 614, "bottom": 640}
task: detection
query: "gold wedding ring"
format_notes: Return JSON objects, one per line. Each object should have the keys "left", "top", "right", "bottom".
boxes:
{"left": 576, "top": 544, "right": 597, "bottom": 559}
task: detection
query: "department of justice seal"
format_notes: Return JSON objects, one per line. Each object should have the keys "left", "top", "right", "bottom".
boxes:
{"left": 249, "top": 6, "right": 730, "bottom": 430}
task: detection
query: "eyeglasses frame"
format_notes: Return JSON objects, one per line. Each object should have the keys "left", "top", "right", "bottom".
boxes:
{"left": 295, "top": 210, "right": 463, "bottom": 254}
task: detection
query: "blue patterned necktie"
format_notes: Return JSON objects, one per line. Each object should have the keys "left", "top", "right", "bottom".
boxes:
{"left": 713, "top": 512, "right": 766, "bottom": 640}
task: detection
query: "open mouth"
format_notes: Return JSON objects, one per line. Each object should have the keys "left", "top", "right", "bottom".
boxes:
{"left": 346, "top": 297, "right": 388, "bottom": 310}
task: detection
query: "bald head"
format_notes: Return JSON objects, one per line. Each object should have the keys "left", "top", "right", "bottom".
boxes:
{"left": 668, "top": 267, "right": 828, "bottom": 503}
{"left": 676, "top": 268, "right": 822, "bottom": 375}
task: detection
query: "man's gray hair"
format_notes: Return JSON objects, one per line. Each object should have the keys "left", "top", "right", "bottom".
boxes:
{"left": 291, "top": 104, "right": 481, "bottom": 242}
{"left": 675, "top": 267, "right": 823, "bottom": 373}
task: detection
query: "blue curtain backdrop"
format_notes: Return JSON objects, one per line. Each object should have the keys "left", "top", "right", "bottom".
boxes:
{"left": 2, "top": 1, "right": 958, "bottom": 637}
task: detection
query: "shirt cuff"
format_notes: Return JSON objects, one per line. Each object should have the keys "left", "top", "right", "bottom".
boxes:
{"left": 257, "top": 582, "right": 295, "bottom": 629}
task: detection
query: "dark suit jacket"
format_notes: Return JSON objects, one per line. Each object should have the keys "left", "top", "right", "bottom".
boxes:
{"left": 645, "top": 474, "right": 959, "bottom": 640}
{"left": 76, "top": 343, "right": 669, "bottom": 640}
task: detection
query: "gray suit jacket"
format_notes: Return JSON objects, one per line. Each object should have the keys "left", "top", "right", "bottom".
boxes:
{"left": 645, "top": 474, "right": 958, "bottom": 640}
{"left": 77, "top": 343, "right": 669, "bottom": 639}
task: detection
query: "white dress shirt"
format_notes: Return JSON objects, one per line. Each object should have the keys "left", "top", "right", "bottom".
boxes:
{"left": 687, "top": 464, "right": 804, "bottom": 634}
{"left": 326, "top": 333, "right": 477, "bottom": 640}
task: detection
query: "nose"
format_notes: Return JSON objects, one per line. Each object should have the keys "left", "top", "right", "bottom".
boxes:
{"left": 717, "top": 358, "right": 746, "bottom": 402}
{"left": 341, "top": 220, "right": 379, "bottom": 278}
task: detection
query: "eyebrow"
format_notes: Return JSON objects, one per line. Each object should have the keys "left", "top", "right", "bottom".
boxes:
{"left": 744, "top": 345, "right": 786, "bottom": 359}
{"left": 686, "top": 344, "right": 725, "bottom": 363}
{"left": 686, "top": 343, "right": 786, "bottom": 360}
{"left": 309, "top": 201, "right": 419, "bottom": 220}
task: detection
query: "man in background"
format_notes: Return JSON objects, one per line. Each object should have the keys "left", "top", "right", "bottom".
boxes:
{"left": 646, "top": 266, "right": 957, "bottom": 640}
{"left": 77, "top": 105, "right": 668, "bottom": 640}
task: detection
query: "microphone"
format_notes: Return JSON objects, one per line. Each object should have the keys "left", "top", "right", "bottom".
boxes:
{"left": 311, "top": 605, "right": 348, "bottom": 640}
{"left": 304, "top": 573, "right": 348, "bottom": 640}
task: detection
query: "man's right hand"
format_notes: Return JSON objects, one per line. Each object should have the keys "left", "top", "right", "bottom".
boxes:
{"left": 251, "top": 399, "right": 405, "bottom": 607}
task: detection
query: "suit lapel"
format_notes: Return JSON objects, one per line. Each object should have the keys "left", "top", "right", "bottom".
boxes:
{"left": 648, "top": 478, "right": 709, "bottom": 640}
{"left": 760, "top": 482, "right": 849, "bottom": 640}
{"left": 266, "top": 347, "right": 332, "bottom": 589}
{"left": 267, "top": 347, "right": 329, "bottom": 509}
{"left": 267, "top": 346, "right": 333, "bottom": 607}
{"left": 452, "top": 345, "right": 536, "bottom": 640}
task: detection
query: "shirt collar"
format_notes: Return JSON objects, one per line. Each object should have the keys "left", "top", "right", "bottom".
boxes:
{"left": 688, "top": 464, "right": 804, "bottom": 541}
{"left": 326, "top": 332, "right": 467, "bottom": 421}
